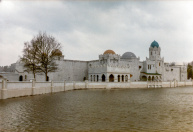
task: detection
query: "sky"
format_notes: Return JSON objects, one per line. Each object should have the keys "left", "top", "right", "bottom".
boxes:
{"left": 0, "top": 0, "right": 193, "bottom": 66}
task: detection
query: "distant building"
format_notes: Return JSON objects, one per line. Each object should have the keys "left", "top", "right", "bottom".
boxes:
{"left": 0, "top": 40, "right": 187, "bottom": 82}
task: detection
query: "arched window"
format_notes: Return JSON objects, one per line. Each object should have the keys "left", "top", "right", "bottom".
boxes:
{"left": 91, "top": 75, "right": 92, "bottom": 81}
{"left": 97, "top": 75, "right": 99, "bottom": 82}
{"left": 122, "top": 75, "right": 124, "bottom": 82}
{"left": 19, "top": 75, "right": 23, "bottom": 81}
{"left": 94, "top": 75, "right": 95, "bottom": 82}
{"left": 118, "top": 75, "right": 120, "bottom": 82}
{"left": 102, "top": 74, "right": 105, "bottom": 82}
{"left": 109, "top": 74, "right": 114, "bottom": 82}
{"left": 125, "top": 75, "right": 128, "bottom": 82}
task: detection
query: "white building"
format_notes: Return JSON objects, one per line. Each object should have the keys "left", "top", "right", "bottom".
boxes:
{"left": 0, "top": 41, "right": 187, "bottom": 82}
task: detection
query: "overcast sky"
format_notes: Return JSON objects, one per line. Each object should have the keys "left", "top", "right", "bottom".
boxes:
{"left": 0, "top": 0, "right": 193, "bottom": 66}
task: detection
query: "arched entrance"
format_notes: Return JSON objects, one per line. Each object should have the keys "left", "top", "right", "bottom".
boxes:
{"left": 142, "top": 76, "right": 147, "bottom": 81}
{"left": 102, "top": 74, "right": 106, "bottom": 82}
{"left": 118, "top": 75, "right": 120, "bottom": 82}
{"left": 97, "top": 75, "right": 99, "bottom": 82}
{"left": 91, "top": 75, "right": 92, "bottom": 81}
{"left": 19, "top": 75, "right": 23, "bottom": 81}
{"left": 109, "top": 74, "right": 114, "bottom": 82}
{"left": 148, "top": 76, "right": 151, "bottom": 81}
{"left": 94, "top": 75, "right": 95, "bottom": 82}
{"left": 46, "top": 76, "right": 49, "bottom": 81}
{"left": 152, "top": 76, "right": 155, "bottom": 81}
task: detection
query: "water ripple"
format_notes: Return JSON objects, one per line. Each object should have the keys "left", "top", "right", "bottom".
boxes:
{"left": 1, "top": 87, "right": 193, "bottom": 131}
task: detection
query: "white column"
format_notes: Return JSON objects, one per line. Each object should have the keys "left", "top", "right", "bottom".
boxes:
{"left": 1, "top": 78, "right": 7, "bottom": 99}
{"left": 32, "top": 79, "right": 36, "bottom": 95}
{"left": 51, "top": 80, "right": 54, "bottom": 93}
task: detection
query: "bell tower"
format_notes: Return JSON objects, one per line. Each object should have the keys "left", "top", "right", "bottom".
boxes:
{"left": 149, "top": 40, "right": 161, "bottom": 61}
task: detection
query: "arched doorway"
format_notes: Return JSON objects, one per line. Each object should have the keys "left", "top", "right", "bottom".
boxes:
{"left": 94, "top": 75, "right": 95, "bottom": 82}
{"left": 148, "top": 76, "right": 151, "bottom": 81}
{"left": 97, "top": 75, "right": 99, "bottom": 82}
{"left": 118, "top": 75, "right": 120, "bottom": 82}
{"left": 109, "top": 74, "right": 114, "bottom": 82}
{"left": 142, "top": 76, "right": 147, "bottom": 81}
{"left": 102, "top": 74, "right": 105, "bottom": 82}
{"left": 122, "top": 75, "right": 124, "bottom": 82}
{"left": 152, "top": 76, "right": 155, "bottom": 81}
{"left": 19, "top": 75, "right": 23, "bottom": 81}
{"left": 46, "top": 76, "right": 49, "bottom": 81}
{"left": 91, "top": 75, "right": 92, "bottom": 81}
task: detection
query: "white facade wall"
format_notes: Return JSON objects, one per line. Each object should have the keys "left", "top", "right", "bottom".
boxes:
{"left": 120, "top": 58, "right": 142, "bottom": 81}
{"left": 48, "top": 60, "right": 88, "bottom": 81}
{"left": 0, "top": 73, "right": 20, "bottom": 81}
{"left": 164, "top": 67, "right": 180, "bottom": 81}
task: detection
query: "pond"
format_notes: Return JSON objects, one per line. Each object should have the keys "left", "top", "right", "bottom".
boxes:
{"left": 1, "top": 87, "right": 193, "bottom": 131}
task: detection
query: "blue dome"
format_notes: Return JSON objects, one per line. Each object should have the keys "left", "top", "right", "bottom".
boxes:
{"left": 150, "top": 40, "right": 159, "bottom": 48}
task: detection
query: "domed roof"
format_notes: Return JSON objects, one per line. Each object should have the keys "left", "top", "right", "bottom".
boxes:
{"left": 150, "top": 40, "right": 159, "bottom": 48}
{"left": 103, "top": 50, "right": 115, "bottom": 55}
{"left": 52, "top": 49, "right": 62, "bottom": 56}
{"left": 121, "top": 52, "right": 136, "bottom": 59}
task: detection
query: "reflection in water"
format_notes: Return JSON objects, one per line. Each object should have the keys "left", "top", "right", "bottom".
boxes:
{"left": 1, "top": 87, "right": 193, "bottom": 131}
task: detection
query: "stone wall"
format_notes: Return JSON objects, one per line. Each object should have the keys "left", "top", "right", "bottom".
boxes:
{"left": 0, "top": 79, "right": 193, "bottom": 100}
{"left": 48, "top": 60, "right": 88, "bottom": 81}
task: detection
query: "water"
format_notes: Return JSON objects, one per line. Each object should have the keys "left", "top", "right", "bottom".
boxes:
{"left": 1, "top": 87, "right": 193, "bottom": 131}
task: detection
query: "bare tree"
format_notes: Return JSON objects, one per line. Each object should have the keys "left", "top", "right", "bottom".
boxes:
{"left": 21, "top": 32, "right": 62, "bottom": 81}
{"left": 33, "top": 32, "right": 61, "bottom": 81}
{"left": 20, "top": 41, "right": 40, "bottom": 79}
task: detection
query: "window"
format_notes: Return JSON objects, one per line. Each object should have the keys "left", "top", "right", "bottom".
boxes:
{"left": 148, "top": 65, "right": 149, "bottom": 69}
{"left": 171, "top": 69, "right": 173, "bottom": 71}
{"left": 139, "top": 66, "right": 141, "bottom": 69}
{"left": 159, "top": 63, "right": 160, "bottom": 66}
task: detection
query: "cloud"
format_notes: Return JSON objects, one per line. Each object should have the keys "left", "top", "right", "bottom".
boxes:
{"left": 0, "top": 1, "right": 193, "bottom": 65}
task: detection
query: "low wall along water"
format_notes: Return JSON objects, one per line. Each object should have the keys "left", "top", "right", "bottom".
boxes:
{"left": 0, "top": 79, "right": 193, "bottom": 100}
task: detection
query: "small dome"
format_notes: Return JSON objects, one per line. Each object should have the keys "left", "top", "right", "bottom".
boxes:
{"left": 150, "top": 40, "right": 159, "bottom": 48}
{"left": 52, "top": 49, "right": 62, "bottom": 56}
{"left": 121, "top": 52, "right": 136, "bottom": 59}
{"left": 103, "top": 50, "right": 115, "bottom": 55}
